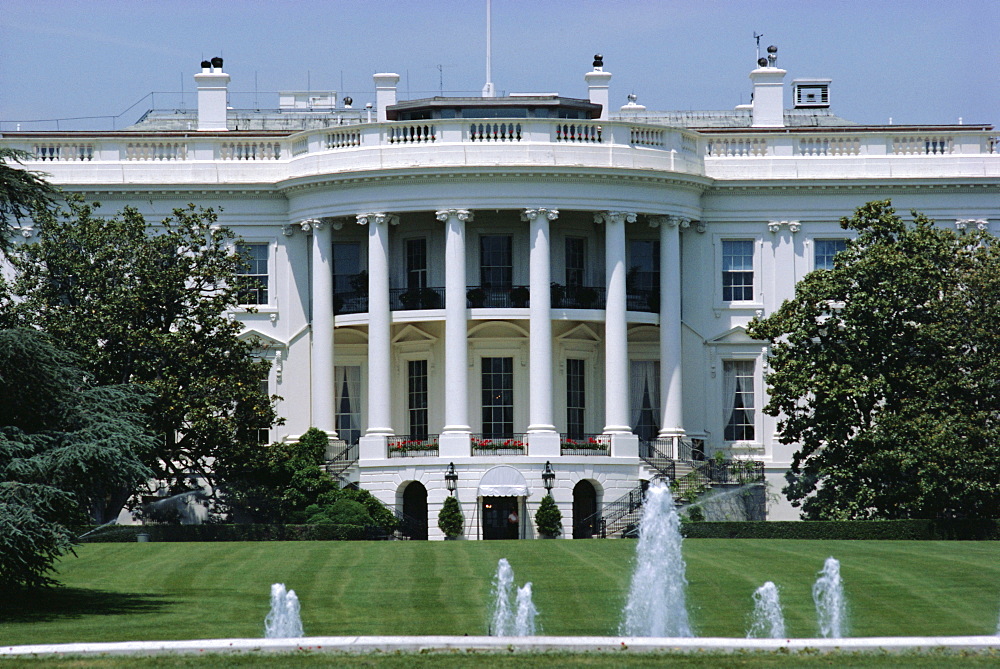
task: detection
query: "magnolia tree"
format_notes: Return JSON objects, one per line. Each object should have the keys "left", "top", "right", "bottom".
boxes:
{"left": 748, "top": 201, "right": 1000, "bottom": 520}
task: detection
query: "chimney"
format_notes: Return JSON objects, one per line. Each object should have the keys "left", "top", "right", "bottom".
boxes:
{"left": 584, "top": 54, "right": 611, "bottom": 121}
{"left": 195, "top": 57, "right": 230, "bottom": 131}
{"left": 750, "top": 45, "right": 786, "bottom": 128}
{"left": 373, "top": 73, "right": 400, "bottom": 123}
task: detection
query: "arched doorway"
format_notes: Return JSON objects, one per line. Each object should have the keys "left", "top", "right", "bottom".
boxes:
{"left": 573, "top": 480, "right": 598, "bottom": 538}
{"left": 478, "top": 466, "right": 528, "bottom": 540}
{"left": 402, "top": 481, "right": 428, "bottom": 540}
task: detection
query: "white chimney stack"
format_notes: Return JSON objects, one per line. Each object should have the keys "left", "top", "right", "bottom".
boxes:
{"left": 750, "top": 45, "right": 786, "bottom": 128}
{"left": 584, "top": 54, "right": 611, "bottom": 121}
{"left": 195, "top": 57, "right": 230, "bottom": 131}
{"left": 373, "top": 73, "right": 400, "bottom": 123}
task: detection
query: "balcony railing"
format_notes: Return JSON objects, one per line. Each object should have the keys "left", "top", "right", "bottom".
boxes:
{"left": 333, "top": 290, "right": 368, "bottom": 315}
{"left": 390, "top": 287, "right": 444, "bottom": 311}
{"left": 471, "top": 434, "right": 527, "bottom": 456}
{"left": 466, "top": 285, "right": 530, "bottom": 309}
{"left": 560, "top": 433, "right": 611, "bottom": 456}
{"left": 626, "top": 288, "right": 659, "bottom": 313}
{"left": 387, "top": 434, "right": 440, "bottom": 458}
{"left": 551, "top": 284, "right": 606, "bottom": 310}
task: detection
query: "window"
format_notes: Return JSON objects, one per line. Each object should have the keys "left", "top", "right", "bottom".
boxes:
{"left": 628, "top": 240, "right": 660, "bottom": 292}
{"left": 253, "top": 379, "right": 270, "bottom": 444}
{"left": 335, "top": 365, "right": 362, "bottom": 445}
{"left": 236, "top": 243, "right": 269, "bottom": 305}
{"left": 332, "top": 242, "right": 362, "bottom": 294}
{"left": 480, "top": 235, "right": 513, "bottom": 290}
{"left": 565, "top": 237, "right": 586, "bottom": 288}
{"left": 407, "top": 359, "right": 428, "bottom": 439}
{"left": 723, "top": 360, "right": 755, "bottom": 441}
{"left": 566, "top": 358, "right": 586, "bottom": 439}
{"left": 814, "top": 239, "right": 847, "bottom": 271}
{"left": 722, "top": 240, "right": 754, "bottom": 302}
{"left": 481, "top": 357, "right": 513, "bottom": 437}
{"left": 630, "top": 361, "right": 660, "bottom": 443}
{"left": 406, "top": 238, "right": 428, "bottom": 289}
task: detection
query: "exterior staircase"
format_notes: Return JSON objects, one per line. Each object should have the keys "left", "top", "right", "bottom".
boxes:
{"left": 323, "top": 440, "right": 359, "bottom": 486}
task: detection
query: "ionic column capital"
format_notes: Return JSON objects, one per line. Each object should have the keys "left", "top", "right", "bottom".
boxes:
{"left": 299, "top": 218, "right": 324, "bottom": 233}
{"left": 435, "top": 208, "right": 474, "bottom": 223}
{"left": 357, "top": 212, "right": 400, "bottom": 227}
{"left": 768, "top": 220, "right": 800, "bottom": 233}
{"left": 521, "top": 207, "right": 560, "bottom": 222}
{"left": 593, "top": 211, "right": 637, "bottom": 225}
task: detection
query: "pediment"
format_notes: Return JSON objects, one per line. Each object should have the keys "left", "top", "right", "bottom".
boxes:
{"left": 705, "top": 326, "right": 760, "bottom": 346}
{"left": 556, "top": 323, "right": 600, "bottom": 342}
{"left": 627, "top": 325, "right": 659, "bottom": 343}
{"left": 392, "top": 324, "right": 437, "bottom": 344}
{"left": 335, "top": 327, "right": 368, "bottom": 345}
{"left": 468, "top": 321, "right": 529, "bottom": 339}
{"left": 239, "top": 329, "right": 286, "bottom": 349}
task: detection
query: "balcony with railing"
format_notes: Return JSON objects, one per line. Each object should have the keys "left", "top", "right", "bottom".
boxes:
{"left": 471, "top": 434, "right": 527, "bottom": 456}
{"left": 387, "top": 434, "right": 440, "bottom": 458}
{"left": 559, "top": 433, "right": 611, "bottom": 456}
{"left": 333, "top": 290, "right": 368, "bottom": 315}
{"left": 389, "top": 287, "right": 444, "bottom": 311}
{"left": 465, "top": 285, "right": 531, "bottom": 309}
{"left": 550, "top": 284, "right": 606, "bottom": 310}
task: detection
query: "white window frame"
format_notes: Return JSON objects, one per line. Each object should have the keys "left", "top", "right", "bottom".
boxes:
{"left": 713, "top": 235, "right": 763, "bottom": 312}
{"left": 234, "top": 238, "right": 277, "bottom": 310}
{"left": 713, "top": 350, "right": 765, "bottom": 453}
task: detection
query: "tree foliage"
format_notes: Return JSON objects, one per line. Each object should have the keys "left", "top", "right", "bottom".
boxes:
{"left": 438, "top": 495, "right": 465, "bottom": 538}
{"left": 747, "top": 200, "right": 1000, "bottom": 520}
{"left": 8, "top": 197, "right": 276, "bottom": 519}
{"left": 0, "top": 329, "right": 153, "bottom": 591}
{"left": 0, "top": 148, "right": 59, "bottom": 256}
{"left": 534, "top": 494, "right": 563, "bottom": 537}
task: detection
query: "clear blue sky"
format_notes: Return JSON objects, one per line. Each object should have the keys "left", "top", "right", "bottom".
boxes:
{"left": 2, "top": 0, "right": 997, "bottom": 130}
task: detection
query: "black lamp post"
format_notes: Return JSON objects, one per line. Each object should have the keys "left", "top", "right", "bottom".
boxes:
{"left": 542, "top": 461, "right": 555, "bottom": 493}
{"left": 445, "top": 462, "right": 458, "bottom": 494}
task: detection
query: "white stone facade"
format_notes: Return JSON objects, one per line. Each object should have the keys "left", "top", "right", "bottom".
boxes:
{"left": 4, "top": 54, "right": 997, "bottom": 538}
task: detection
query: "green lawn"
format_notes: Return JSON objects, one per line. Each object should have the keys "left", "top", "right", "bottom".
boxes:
{"left": 2, "top": 540, "right": 999, "bottom": 647}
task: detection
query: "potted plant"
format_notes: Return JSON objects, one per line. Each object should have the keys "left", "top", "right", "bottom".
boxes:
{"left": 510, "top": 286, "right": 530, "bottom": 308}
{"left": 550, "top": 282, "right": 565, "bottom": 308}
{"left": 534, "top": 494, "right": 562, "bottom": 538}
{"left": 399, "top": 289, "right": 422, "bottom": 309}
{"left": 438, "top": 495, "right": 464, "bottom": 539}
{"left": 574, "top": 286, "right": 598, "bottom": 309}
{"left": 419, "top": 287, "right": 442, "bottom": 309}
{"left": 466, "top": 287, "right": 486, "bottom": 308}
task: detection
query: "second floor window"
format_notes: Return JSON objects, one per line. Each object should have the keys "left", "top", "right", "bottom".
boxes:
{"left": 236, "top": 243, "right": 269, "bottom": 305}
{"left": 480, "top": 235, "right": 512, "bottom": 290}
{"left": 406, "top": 238, "right": 428, "bottom": 289}
{"left": 814, "top": 239, "right": 847, "bottom": 270}
{"left": 333, "top": 242, "right": 362, "bottom": 294}
{"left": 722, "top": 240, "right": 754, "bottom": 302}
{"left": 565, "top": 237, "right": 586, "bottom": 287}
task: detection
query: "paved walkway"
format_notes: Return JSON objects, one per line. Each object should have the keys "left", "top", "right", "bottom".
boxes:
{"left": 3, "top": 636, "right": 1000, "bottom": 657}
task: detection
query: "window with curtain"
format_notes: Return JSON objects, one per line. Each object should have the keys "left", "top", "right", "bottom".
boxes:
{"left": 629, "top": 360, "right": 660, "bottom": 443}
{"left": 722, "top": 240, "right": 754, "bottom": 301}
{"left": 565, "top": 237, "right": 586, "bottom": 288}
{"left": 566, "top": 358, "right": 586, "bottom": 439}
{"left": 480, "top": 235, "right": 512, "bottom": 290}
{"left": 723, "top": 360, "right": 755, "bottom": 441}
{"left": 335, "top": 365, "right": 362, "bottom": 445}
{"left": 406, "top": 238, "right": 428, "bottom": 289}
{"left": 481, "top": 357, "right": 513, "bottom": 437}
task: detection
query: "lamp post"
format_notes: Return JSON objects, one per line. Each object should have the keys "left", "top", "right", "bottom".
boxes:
{"left": 445, "top": 462, "right": 458, "bottom": 495}
{"left": 542, "top": 461, "right": 555, "bottom": 493}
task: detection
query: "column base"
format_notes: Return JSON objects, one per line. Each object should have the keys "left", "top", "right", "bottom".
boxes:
{"left": 527, "top": 431, "right": 560, "bottom": 457}
{"left": 439, "top": 432, "right": 471, "bottom": 458}
{"left": 610, "top": 433, "right": 639, "bottom": 458}
{"left": 359, "top": 434, "right": 387, "bottom": 462}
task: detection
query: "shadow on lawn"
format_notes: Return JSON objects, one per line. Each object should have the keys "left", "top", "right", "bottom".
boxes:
{"left": 0, "top": 587, "right": 174, "bottom": 624}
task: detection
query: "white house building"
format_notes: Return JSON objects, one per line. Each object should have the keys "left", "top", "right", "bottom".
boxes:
{"left": 3, "top": 51, "right": 997, "bottom": 538}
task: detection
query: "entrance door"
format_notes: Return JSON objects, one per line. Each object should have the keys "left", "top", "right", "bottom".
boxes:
{"left": 402, "top": 481, "right": 428, "bottom": 540}
{"left": 573, "top": 480, "right": 598, "bottom": 538}
{"left": 482, "top": 496, "right": 520, "bottom": 540}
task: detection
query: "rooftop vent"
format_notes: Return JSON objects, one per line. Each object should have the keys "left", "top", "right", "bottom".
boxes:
{"left": 792, "top": 79, "right": 831, "bottom": 109}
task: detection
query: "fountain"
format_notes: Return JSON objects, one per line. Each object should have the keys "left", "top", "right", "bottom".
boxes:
{"left": 746, "top": 581, "right": 786, "bottom": 639}
{"left": 264, "top": 583, "right": 303, "bottom": 638}
{"left": 621, "top": 478, "right": 692, "bottom": 637}
{"left": 489, "top": 558, "right": 516, "bottom": 636}
{"left": 513, "top": 583, "right": 538, "bottom": 636}
{"left": 813, "top": 557, "right": 847, "bottom": 638}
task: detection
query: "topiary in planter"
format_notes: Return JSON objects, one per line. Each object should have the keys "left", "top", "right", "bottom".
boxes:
{"left": 534, "top": 494, "right": 563, "bottom": 538}
{"left": 438, "top": 495, "right": 465, "bottom": 539}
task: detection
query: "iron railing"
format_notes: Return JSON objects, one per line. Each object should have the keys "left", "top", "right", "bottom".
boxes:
{"left": 550, "top": 284, "right": 606, "bottom": 310}
{"left": 387, "top": 434, "right": 440, "bottom": 458}
{"left": 577, "top": 481, "right": 650, "bottom": 539}
{"left": 333, "top": 290, "right": 367, "bottom": 315}
{"left": 626, "top": 288, "right": 659, "bottom": 313}
{"left": 390, "top": 287, "right": 445, "bottom": 311}
{"left": 694, "top": 459, "right": 766, "bottom": 485}
{"left": 324, "top": 441, "right": 359, "bottom": 485}
{"left": 471, "top": 433, "right": 527, "bottom": 456}
{"left": 638, "top": 439, "right": 676, "bottom": 480}
{"left": 466, "top": 285, "right": 531, "bottom": 308}
{"left": 560, "top": 433, "right": 611, "bottom": 456}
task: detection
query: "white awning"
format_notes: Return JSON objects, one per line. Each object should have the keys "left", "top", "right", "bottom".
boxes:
{"left": 477, "top": 465, "right": 529, "bottom": 497}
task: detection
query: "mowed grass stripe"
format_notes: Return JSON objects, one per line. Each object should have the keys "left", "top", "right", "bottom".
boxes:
{"left": 4, "top": 539, "right": 999, "bottom": 645}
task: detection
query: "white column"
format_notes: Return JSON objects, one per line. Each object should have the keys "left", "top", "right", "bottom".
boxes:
{"left": 359, "top": 212, "right": 396, "bottom": 436}
{"left": 437, "top": 209, "right": 473, "bottom": 457}
{"left": 307, "top": 219, "right": 337, "bottom": 438}
{"left": 597, "top": 211, "right": 635, "bottom": 435}
{"left": 523, "top": 208, "right": 560, "bottom": 456}
{"left": 653, "top": 216, "right": 685, "bottom": 456}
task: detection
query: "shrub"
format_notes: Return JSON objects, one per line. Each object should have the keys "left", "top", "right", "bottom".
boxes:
{"left": 534, "top": 495, "right": 563, "bottom": 537}
{"left": 438, "top": 496, "right": 464, "bottom": 538}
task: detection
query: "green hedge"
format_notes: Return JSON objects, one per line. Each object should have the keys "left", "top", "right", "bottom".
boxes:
{"left": 680, "top": 519, "right": 1000, "bottom": 540}
{"left": 74, "top": 523, "right": 375, "bottom": 543}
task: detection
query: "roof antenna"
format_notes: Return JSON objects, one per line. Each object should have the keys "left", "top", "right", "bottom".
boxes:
{"left": 754, "top": 32, "right": 764, "bottom": 62}
{"left": 482, "top": 0, "right": 496, "bottom": 97}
